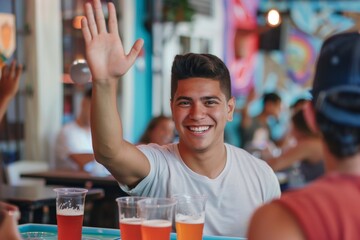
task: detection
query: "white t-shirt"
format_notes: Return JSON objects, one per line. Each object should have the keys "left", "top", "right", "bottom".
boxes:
{"left": 120, "top": 143, "right": 281, "bottom": 237}
{"left": 55, "top": 121, "right": 93, "bottom": 170}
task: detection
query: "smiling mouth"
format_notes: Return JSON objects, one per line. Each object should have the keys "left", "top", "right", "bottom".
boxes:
{"left": 187, "top": 126, "right": 210, "bottom": 133}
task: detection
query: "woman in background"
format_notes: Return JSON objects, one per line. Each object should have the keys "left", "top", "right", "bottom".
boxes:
{"left": 138, "top": 115, "right": 176, "bottom": 146}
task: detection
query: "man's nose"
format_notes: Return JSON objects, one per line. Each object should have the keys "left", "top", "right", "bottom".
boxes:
{"left": 189, "top": 103, "right": 205, "bottom": 120}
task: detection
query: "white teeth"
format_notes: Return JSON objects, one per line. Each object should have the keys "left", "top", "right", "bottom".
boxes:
{"left": 189, "top": 126, "right": 209, "bottom": 133}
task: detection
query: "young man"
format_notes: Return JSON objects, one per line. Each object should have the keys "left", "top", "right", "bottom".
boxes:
{"left": 248, "top": 32, "right": 360, "bottom": 240}
{"left": 81, "top": 0, "right": 280, "bottom": 237}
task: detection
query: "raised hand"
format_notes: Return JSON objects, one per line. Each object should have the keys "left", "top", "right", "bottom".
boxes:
{"left": 0, "top": 61, "right": 22, "bottom": 101}
{"left": 81, "top": 0, "right": 143, "bottom": 83}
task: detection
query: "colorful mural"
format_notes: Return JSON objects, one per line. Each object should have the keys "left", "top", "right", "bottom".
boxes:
{"left": 285, "top": 27, "right": 321, "bottom": 86}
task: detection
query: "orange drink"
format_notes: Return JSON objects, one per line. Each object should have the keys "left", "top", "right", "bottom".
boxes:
{"left": 141, "top": 219, "right": 172, "bottom": 240}
{"left": 119, "top": 218, "right": 142, "bottom": 240}
{"left": 176, "top": 217, "right": 205, "bottom": 240}
{"left": 174, "top": 195, "right": 207, "bottom": 240}
{"left": 57, "top": 210, "right": 84, "bottom": 240}
{"left": 116, "top": 196, "right": 147, "bottom": 240}
{"left": 54, "top": 188, "right": 88, "bottom": 240}
{"left": 137, "top": 198, "right": 177, "bottom": 240}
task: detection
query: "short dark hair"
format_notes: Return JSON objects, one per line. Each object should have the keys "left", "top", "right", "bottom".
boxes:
{"left": 263, "top": 92, "right": 281, "bottom": 104}
{"left": 170, "top": 53, "right": 232, "bottom": 100}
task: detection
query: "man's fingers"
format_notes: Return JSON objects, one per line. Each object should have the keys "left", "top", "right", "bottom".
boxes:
{"left": 14, "top": 64, "right": 23, "bottom": 80}
{"left": 85, "top": 1, "right": 98, "bottom": 37}
{"left": 107, "top": 2, "right": 119, "bottom": 35}
{"left": 93, "top": 0, "right": 107, "bottom": 34}
{"left": 81, "top": 17, "right": 92, "bottom": 44}
{"left": 9, "top": 61, "right": 16, "bottom": 78}
{"left": 1, "top": 64, "right": 8, "bottom": 79}
{"left": 127, "top": 39, "right": 144, "bottom": 63}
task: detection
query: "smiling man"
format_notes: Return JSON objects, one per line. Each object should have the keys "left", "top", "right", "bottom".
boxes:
{"left": 81, "top": 0, "right": 280, "bottom": 237}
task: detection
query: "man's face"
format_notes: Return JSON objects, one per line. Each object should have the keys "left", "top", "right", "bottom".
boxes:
{"left": 170, "top": 78, "right": 235, "bottom": 152}
{"left": 266, "top": 101, "right": 282, "bottom": 118}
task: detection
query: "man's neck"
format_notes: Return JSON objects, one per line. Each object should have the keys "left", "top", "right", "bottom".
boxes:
{"left": 177, "top": 143, "right": 227, "bottom": 179}
{"left": 325, "top": 147, "right": 360, "bottom": 175}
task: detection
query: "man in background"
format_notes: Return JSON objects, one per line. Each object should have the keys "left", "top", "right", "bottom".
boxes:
{"left": 55, "top": 88, "right": 94, "bottom": 171}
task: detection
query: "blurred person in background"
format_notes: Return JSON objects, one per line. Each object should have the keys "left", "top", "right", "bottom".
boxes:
{"left": 266, "top": 109, "right": 324, "bottom": 183}
{"left": 239, "top": 89, "right": 285, "bottom": 158}
{"left": 55, "top": 87, "right": 95, "bottom": 171}
{"left": 248, "top": 32, "right": 360, "bottom": 240}
{"left": 138, "top": 115, "right": 175, "bottom": 145}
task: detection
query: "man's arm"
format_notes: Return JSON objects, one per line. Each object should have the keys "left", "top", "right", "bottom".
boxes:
{"left": 247, "top": 202, "right": 306, "bottom": 240}
{"left": 0, "top": 61, "right": 23, "bottom": 121}
{"left": 81, "top": 0, "right": 149, "bottom": 187}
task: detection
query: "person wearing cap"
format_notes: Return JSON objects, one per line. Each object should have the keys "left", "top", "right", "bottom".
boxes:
{"left": 247, "top": 31, "right": 360, "bottom": 240}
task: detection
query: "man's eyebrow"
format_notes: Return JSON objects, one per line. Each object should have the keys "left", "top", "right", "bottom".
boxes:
{"left": 201, "top": 96, "right": 221, "bottom": 101}
{"left": 174, "top": 96, "right": 192, "bottom": 102}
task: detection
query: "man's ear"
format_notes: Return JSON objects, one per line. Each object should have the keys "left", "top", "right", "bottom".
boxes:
{"left": 303, "top": 101, "right": 319, "bottom": 133}
{"left": 227, "top": 97, "right": 236, "bottom": 122}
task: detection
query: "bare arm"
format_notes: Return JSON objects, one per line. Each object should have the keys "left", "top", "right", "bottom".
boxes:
{"left": 81, "top": 0, "right": 148, "bottom": 187}
{"left": 267, "top": 138, "right": 322, "bottom": 171}
{"left": 247, "top": 202, "right": 306, "bottom": 240}
{"left": 0, "top": 61, "right": 23, "bottom": 121}
{"left": 0, "top": 201, "right": 21, "bottom": 240}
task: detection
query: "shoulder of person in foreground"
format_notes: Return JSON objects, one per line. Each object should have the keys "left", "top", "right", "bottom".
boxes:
{"left": 247, "top": 201, "right": 306, "bottom": 240}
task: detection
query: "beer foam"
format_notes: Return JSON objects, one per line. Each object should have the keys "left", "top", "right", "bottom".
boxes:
{"left": 121, "top": 218, "right": 142, "bottom": 225}
{"left": 142, "top": 219, "right": 172, "bottom": 227}
{"left": 176, "top": 213, "right": 205, "bottom": 224}
{"left": 57, "top": 208, "right": 83, "bottom": 216}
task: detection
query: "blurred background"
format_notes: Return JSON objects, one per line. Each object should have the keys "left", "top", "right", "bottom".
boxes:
{"left": 1, "top": 0, "right": 359, "bottom": 166}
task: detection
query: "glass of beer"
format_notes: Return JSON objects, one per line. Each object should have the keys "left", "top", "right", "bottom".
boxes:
{"left": 174, "top": 194, "right": 207, "bottom": 240}
{"left": 53, "top": 188, "right": 88, "bottom": 240}
{"left": 137, "top": 198, "right": 177, "bottom": 240}
{"left": 116, "top": 196, "right": 147, "bottom": 240}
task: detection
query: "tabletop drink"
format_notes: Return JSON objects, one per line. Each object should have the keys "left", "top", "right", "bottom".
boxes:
{"left": 137, "top": 198, "right": 177, "bottom": 240}
{"left": 116, "top": 196, "right": 147, "bottom": 240}
{"left": 54, "top": 188, "right": 88, "bottom": 240}
{"left": 174, "top": 194, "right": 207, "bottom": 240}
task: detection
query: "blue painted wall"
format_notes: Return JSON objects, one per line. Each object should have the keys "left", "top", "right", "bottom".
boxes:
{"left": 132, "top": 0, "right": 153, "bottom": 143}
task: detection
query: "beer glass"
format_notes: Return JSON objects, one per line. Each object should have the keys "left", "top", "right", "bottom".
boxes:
{"left": 116, "top": 196, "right": 147, "bottom": 240}
{"left": 175, "top": 195, "right": 207, "bottom": 240}
{"left": 54, "top": 188, "right": 88, "bottom": 240}
{"left": 137, "top": 198, "right": 177, "bottom": 240}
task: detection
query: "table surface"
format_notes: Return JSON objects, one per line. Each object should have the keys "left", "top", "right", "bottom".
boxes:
{"left": 0, "top": 185, "right": 104, "bottom": 208}
{"left": 21, "top": 169, "right": 118, "bottom": 186}
{"left": 19, "top": 223, "right": 246, "bottom": 240}
{"left": 20, "top": 170, "right": 128, "bottom": 228}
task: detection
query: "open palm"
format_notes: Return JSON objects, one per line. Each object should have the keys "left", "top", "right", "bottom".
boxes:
{"left": 82, "top": 0, "right": 143, "bottom": 83}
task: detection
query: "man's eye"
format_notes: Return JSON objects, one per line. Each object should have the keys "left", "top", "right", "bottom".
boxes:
{"left": 205, "top": 100, "right": 217, "bottom": 106}
{"left": 178, "top": 101, "right": 190, "bottom": 106}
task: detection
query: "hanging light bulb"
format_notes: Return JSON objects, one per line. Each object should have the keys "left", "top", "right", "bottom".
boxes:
{"left": 267, "top": 9, "right": 281, "bottom": 27}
